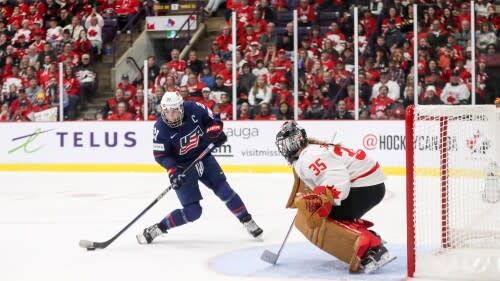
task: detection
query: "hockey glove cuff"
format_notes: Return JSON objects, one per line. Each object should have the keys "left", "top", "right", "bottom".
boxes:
{"left": 206, "top": 120, "right": 227, "bottom": 147}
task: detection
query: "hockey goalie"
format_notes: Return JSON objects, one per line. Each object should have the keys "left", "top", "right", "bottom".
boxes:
{"left": 275, "top": 121, "right": 395, "bottom": 273}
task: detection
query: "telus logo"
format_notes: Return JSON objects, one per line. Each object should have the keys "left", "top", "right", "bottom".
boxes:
{"left": 56, "top": 131, "right": 137, "bottom": 147}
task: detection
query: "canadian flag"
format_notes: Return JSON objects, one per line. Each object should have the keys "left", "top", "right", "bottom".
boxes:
{"left": 88, "top": 29, "right": 97, "bottom": 37}
{"left": 147, "top": 23, "right": 155, "bottom": 30}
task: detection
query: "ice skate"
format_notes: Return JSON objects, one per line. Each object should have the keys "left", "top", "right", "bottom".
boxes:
{"left": 240, "top": 214, "right": 263, "bottom": 241}
{"left": 136, "top": 224, "right": 166, "bottom": 244}
{"left": 360, "top": 245, "right": 396, "bottom": 274}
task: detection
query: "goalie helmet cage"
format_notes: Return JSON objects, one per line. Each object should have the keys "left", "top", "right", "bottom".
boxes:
{"left": 405, "top": 105, "right": 500, "bottom": 280}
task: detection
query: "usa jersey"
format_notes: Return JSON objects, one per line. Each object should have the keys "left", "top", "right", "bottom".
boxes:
{"left": 153, "top": 101, "right": 217, "bottom": 170}
{"left": 293, "top": 145, "right": 386, "bottom": 206}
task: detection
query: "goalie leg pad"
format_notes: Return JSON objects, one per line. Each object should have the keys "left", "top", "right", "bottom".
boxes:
{"left": 294, "top": 213, "right": 382, "bottom": 273}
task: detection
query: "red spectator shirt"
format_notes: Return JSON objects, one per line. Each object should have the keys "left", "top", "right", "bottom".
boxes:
{"left": 115, "top": 0, "right": 140, "bottom": 15}
{"left": 219, "top": 103, "right": 232, "bottom": 120}
{"left": 255, "top": 114, "right": 276, "bottom": 120}
{"left": 108, "top": 112, "right": 134, "bottom": 120}
{"left": 200, "top": 99, "right": 216, "bottom": 111}
{"left": 106, "top": 98, "right": 122, "bottom": 115}
{"left": 370, "top": 96, "right": 394, "bottom": 119}
{"left": 64, "top": 77, "right": 80, "bottom": 96}
{"left": 10, "top": 98, "right": 33, "bottom": 116}
{"left": 117, "top": 83, "right": 137, "bottom": 101}
{"left": 297, "top": 4, "right": 315, "bottom": 23}
{"left": 167, "top": 59, "right": 187, "bottom": 74}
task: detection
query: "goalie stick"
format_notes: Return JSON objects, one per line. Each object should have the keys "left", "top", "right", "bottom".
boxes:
{"left": 260, "top": 216, "right": 296, "bottom": 264}
{"left": 79, "top": 143, "right": 216, "bottom": 250}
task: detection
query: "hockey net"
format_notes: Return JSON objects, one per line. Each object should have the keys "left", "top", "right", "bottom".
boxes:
{"left": 406, "top": 105, "right": 500, "bottom": 280}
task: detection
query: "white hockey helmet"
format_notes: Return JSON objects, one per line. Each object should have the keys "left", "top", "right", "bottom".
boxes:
{"left": 160, "top": 91, "right": 184, "bottom": 128}
{"left": 275, "top": 121, "right": 307, "bottom": 164}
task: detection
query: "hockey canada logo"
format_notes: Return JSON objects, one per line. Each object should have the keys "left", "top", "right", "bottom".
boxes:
{"left": 466, "top": 130, "right": 491, "bottom": 155}
{"left": 179, "top": 126, "right": 204, "bottom": 155}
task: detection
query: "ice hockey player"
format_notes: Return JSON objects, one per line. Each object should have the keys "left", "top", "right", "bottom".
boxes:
{"left": 137, "top": 91, "right": 263, "bottom": 244}
{"left": 275, "top": 121, "right": 394, "bottom": 273}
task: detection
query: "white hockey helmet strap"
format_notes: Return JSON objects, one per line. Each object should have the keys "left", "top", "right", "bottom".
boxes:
{"left": 160, "top": 91, "right": 184, "bottom": 128}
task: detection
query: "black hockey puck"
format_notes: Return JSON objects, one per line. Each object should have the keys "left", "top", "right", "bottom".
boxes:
{"left": 87, "top": 247, "right": 96, "bottom": 251}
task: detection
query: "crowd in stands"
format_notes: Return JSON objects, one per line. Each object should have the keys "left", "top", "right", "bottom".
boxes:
{"left": 111, "top": 0, "right": 499, "bottom": 122}
{"left": 0, "top": 0, "right": 146, "bottom": 122}
{"left": 2, "top": 0, "right": 499, "bottom": 122}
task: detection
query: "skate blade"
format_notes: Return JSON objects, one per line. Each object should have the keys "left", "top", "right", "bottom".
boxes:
{"left": 362, "top": 255, "right": 397, "bottom": 274}
{"left": 136, "top": 234, "right": 148, "bottom": 245}
{"left": 254, "top": 233, "right": 264, "bottom": 242}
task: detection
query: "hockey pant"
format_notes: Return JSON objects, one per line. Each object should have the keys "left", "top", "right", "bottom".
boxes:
{"left": 161, "top": 155, "right": 248, "bottom": 229}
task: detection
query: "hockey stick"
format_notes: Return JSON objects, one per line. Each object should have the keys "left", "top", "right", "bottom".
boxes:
{"left": 260, "top": 216, "right": 296, "bottom": 264}
{"left": 79, "top": 143, "right": 216, "bottom": 250}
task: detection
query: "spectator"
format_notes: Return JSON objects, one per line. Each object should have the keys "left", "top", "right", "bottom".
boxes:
{"left": 212, "top": 74, "right": 231, "bottom": 102}
{"left": 11, "top": 99, "right": 31, "bottom": 121}
{"left": 252, "top": 58, "right": 268, "bottom": 77}
{"left": 108, "top": 101, "right": 133, "bottom": 120}
{"left": 297, "top": 0, "right": 316, "bottom": 26}
{"left": 343, "top": 85, "right": 363, "bottom": 116}
{"left": 199, "top": 65, "right": 215, "bottom": 89}
{"left": 402, "top": 84, "right": 415, "bottom": 108}
{"left": 25, "top": 78, "right": 42, "bottom": 103}
{"left": 64, "top": 16, "right": 85, "bottom": 41}
{"left": 63, "top": 67, "right": 80, "bottom": 119}
{"left": 85, "top": 11, "right": 104, "bottom": 55}
{"left": 371, "top": 69, "right": 400, "bottom": 101}
{"left": 0, "top": 103, "right": 9, "bottom": 121}
{"left": 186, "top": 50, "right": 203, "bottom": 75}
{"left": 143, "top": 56, "right": 160, "bottom": 85}
{"left": 32, "top": 92, "right": 51, "bottom": 113}
{"left": 276, "top": 101, "right": 292, "bottom": 120}
{"left": 239, "top": 63, "right": 255, "bottom": 92}
{"left": 370, "top": 85, "right": 394, "bottom": 120}
{"left": 237, "top": 101, "right": 252, "bottom": 120}
{"left": 185, "top": 73, "right": 205, "bottom": 102}
{"left": 149, "top": 85, "right": 164, "bottom": 118}
{"left": 128, "top": 88, "right": 144, "bottom": 116}
{"left": 259, "top": 22, "right": 278, "bottom": 51}
{"left": 103, "top": 88, "right": 125, "bottom": 118}
{"left": 277, "top": 22, "right": 294, "bottom": 51}
{"left": 454, "top": 19, "right": 471, "bottom": 49}
{"left": 167, "top": 48, "right": 186, "bottom": 80}
{"left": 219, "top": 92, "right": 233, "bottom": 120}
{"left": 200, "top": 87, "right": 215, "bottom": 111}
{"left": 74, "top": 30, "right": 92, "bottom": 57}
{"left": 254, "top": 102, "right": 276, "bottom": 120}
{"left": 9, "top": 88, "right": 32, "bottom": 116}
{"left": 441, "top": 71, "right": 470, "bottom": 105}
{"left": 75, "top": 53, "right": 96, "bottom": 107}
{"left": 476, "top": 22, "right": 497, "bottom": 53}
{"left": 248, "top": 75, "right": 272, "bottom": 106}
{"left": 333, "top": 100, "right": 353, "bottom": 120}
{"left": 421, "top": 85, "right": 442, "bottom": 105}
{"left": 117, "top": 74, "right": 137, "bottom": 101}
{"left": 303, "top": 97, "right": 326, "bottom": 120}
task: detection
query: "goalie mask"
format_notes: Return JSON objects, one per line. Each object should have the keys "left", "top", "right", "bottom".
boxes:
{"left": 275, "top": 121, "right": 307, "bottom": 164}
{"left": 160, "top": 91, "right": 184, "bottom": 128}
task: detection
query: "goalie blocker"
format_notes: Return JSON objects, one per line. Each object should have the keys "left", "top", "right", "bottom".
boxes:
{"left": 276, "top": 121, "right": 395, "bottom": 273}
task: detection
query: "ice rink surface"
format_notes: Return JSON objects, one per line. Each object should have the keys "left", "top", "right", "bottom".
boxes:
{"left": 0, "top": 172, "right": 409, "bottom": 281}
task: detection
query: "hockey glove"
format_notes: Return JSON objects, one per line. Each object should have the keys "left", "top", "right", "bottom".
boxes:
{"left": 206, "top": 120, "right": 227, "bottom": 147}
{"left": 293, "top": 186, "right": 338, "bottom": 228}
{"left": 168, "top": 168, "right": 185, "bottom": 190}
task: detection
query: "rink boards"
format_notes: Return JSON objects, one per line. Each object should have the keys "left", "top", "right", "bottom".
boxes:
{"left": 0, "top": 118, "right": 497, "bottom": 175}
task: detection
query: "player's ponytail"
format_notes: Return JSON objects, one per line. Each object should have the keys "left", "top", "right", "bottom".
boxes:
{"left": 307, "top": 138, "right": 342, "bottom": 148}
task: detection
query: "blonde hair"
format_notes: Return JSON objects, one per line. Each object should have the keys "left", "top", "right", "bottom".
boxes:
{"left": 307, "top": 137, "right": 341, "bottom": 148}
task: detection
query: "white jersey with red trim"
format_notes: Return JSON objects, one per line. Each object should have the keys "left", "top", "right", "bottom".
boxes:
{"left": 292, "top": 144, "right": 386, "bottom": 206}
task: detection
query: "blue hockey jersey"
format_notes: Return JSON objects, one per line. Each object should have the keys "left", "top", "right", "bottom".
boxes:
{"left": 153, "top": 101, "right": 218, "bottom": 170}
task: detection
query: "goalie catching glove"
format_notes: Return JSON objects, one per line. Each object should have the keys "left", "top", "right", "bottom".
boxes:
{"left": 293, "top": 186, "right": 339, "bottom": 228}
{"left": 206, "top": 120, "right": 227, "bottom": 147}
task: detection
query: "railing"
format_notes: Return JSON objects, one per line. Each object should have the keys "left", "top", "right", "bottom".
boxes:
{"left": 110, "top": 6, "right": 148, "bottom": 64}
{"left": 127, "top": 56, "right": 142, "bottom": 73}
{"left": 170, "top": 0, "right": 204, "bottom": 50}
